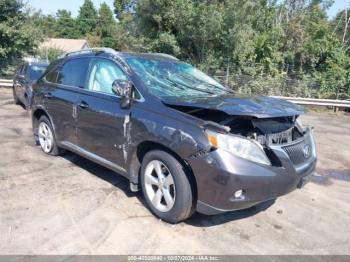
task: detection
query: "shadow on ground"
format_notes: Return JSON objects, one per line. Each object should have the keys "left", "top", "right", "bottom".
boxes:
{"left": 62, "top": 151, "right": 276, "bottom": 226}
{"left": 62, "top": 152, "right": 136, "bottom": 199}
{"left": 186, "top": 199, "right": 276, "bottom": 227}
{"left": 311, "top": 169, "right": 350, "bottom": 186}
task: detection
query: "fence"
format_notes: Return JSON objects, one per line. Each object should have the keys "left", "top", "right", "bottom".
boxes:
{"left": 273, "top": 96, "right": 350, "bottom": 108}
{"left": 0, "top": 79, "right": 13, "bottom": 88}
{"left": 1, "top": 78, "right": 350, "bottom": 109}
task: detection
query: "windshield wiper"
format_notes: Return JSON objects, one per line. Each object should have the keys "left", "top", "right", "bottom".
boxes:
{"left": 163, "top": 77, "right": 186, "bottom": 90}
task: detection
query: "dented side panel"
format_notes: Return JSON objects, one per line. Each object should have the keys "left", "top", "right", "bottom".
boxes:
{"left": 124, "top": 101, "right": 211, "bottom": 183}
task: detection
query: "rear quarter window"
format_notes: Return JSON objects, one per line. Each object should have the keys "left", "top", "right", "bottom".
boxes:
{"left": 43, "top": 61, "right": 61, "bottom": 83}
{"left": 45, "top": 69, "right": 59, "bottom": 83}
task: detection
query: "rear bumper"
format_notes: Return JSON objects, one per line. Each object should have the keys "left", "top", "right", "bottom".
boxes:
{"left": 188, "top": 130, "right": 317, "bottom": 215}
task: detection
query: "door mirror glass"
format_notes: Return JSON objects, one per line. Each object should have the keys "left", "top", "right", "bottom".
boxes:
{"left": 112, "top": 79, "right": 133, "bottom": 108}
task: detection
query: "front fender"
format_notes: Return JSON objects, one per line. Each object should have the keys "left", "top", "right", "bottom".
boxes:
{"left": 126, "top": 105, "right": 209, "bottom": 184}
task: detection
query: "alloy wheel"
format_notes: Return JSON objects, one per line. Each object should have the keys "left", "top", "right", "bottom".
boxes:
{"left": 144, "top": 160, "right": 176, "bottom": 212}
{"left": 38, "top": 122, "right": 53, "bottom": 153}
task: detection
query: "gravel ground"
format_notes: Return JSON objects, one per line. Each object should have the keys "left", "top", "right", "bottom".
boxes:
{"left": 0, "top": 87, "right": 349, "bottom": 255}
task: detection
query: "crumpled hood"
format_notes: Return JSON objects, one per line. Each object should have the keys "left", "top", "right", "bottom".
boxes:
{"left": 162, "top": 94, "right": 305, "bottom": 118}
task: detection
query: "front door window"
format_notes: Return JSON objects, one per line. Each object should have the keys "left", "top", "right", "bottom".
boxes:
{"left": 87, "top": 59, "right": 127, "bottom": 95}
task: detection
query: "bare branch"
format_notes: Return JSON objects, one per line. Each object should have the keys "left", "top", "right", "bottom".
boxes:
{"left": 343, "top": 9, "right": 349, "bottom": 43}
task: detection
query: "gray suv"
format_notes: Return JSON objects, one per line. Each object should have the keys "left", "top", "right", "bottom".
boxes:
{"left": 31, "top": 48, "right": 317, "bottom": 223}
{"left": 13, "top": 61, "right": 48, "bottom": 109}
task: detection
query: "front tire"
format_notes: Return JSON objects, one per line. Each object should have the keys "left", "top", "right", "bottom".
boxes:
{"left": 38, "top": 116, "right": 64, "bottom": 156}
{"left": 140, "top": 150, "right": 194, "bottom": 223}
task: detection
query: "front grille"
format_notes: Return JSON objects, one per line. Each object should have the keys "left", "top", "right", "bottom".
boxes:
{"left": 283, "top": 135, "right": 312, "bottom": 165}
{"left": 267, "top": 128, "right": 293, "bottom": 145}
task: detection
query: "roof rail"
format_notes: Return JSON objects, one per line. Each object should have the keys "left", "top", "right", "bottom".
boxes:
{"left": 152, "top": 53, "right": 179, "bottom": 60}
{"left": 60, "top": 47, "right": 118, "bottom": 58}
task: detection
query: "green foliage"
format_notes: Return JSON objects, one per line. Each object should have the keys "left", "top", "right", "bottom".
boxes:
{"left": 56, "top": 10, "right": 79, "bottom": 39}
{"left": 331, "top": 8, "right": 350, "bottom": 51}
{"left": 2, "top": 0, "right": 350, "bottom": 98}
{"left": 0, "top": 0, "right": 42, "bottom": 75}
{"left": 76, "top": 0, "right": 98, "bottom": 37}
{"left": 114, "top": 0, "right": 133, "bottom": 20}
{"left": 133, "top": 0, "right": 350, "bottom": 98}
{"left": 37, "top": 47, "right": 64, "bottom": 62}
{"left": 97, "top": 3, "right": 117, "bottom": 46}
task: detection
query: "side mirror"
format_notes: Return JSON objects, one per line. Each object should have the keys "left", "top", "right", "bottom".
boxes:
{"left": 112, "top": 79, "right": 133, "bottom": 109}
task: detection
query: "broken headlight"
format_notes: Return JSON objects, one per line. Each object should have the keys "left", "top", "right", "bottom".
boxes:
{"left": 206, "top": 130, "right": 271, "bottom": 166}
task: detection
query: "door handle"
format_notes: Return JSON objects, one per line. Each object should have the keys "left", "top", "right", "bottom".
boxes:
{"left": 44, "top": 93, "right": 53, "bottom": 99}
{"left": 78, "top": 101, "right": 89, "bottom": 109}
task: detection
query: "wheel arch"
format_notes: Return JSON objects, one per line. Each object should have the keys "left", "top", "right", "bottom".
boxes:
{"left": 128, "top": 141, "right": 198, "bottom": 201}
{"left": 32, "top": 108, "right": 55, "bottom": 140}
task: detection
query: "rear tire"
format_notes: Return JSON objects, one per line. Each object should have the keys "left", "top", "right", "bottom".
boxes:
{"left": 140, "top": 150, "right": 194, "bottom": 223}
{"left": 37, "top": 116, "right": 65, "bottom": 156}
{"left": 24, "top": 94, "right": 30, "bottom": 110}
{"left": 13, "top": 88, "right": 20, "bottom": 105}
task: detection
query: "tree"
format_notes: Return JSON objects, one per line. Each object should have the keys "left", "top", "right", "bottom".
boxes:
{"left": 3, "top": 0, "right": 350, "bottom": 97}
{"left": 38, "top": 47, "right": 64, "bottom": 62}
{"left": 30, "top": 11, "right": 58, "bottom": 38}
{"left": 135, "top": 0, "right": 194, "bottom": 58}
{"left": 331, "top": 8, "right": 350, "bottom": 52}
{"left": 76, "top": 0, "right": 98, "bottom": 37}
{"left": 0, "top": 0, "right": 42, "bottom": 75}
{"left": 56, "top": 9, "right": 79, "bottom": 39}
{"left": 114, "top": 0, "right": 134, "bottom": 20}
{"left": 97, "top": 2, "right": 117, "bottom": 46}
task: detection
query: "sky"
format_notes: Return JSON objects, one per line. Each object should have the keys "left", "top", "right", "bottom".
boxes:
{"left": 27, "top": 0, "right": 115, "bottom": 17}
{"left": 328, "top": 0, "right": 350, "bottom": 18}
{"left": 27, "top": 0, "right": 349, "bottom": 18}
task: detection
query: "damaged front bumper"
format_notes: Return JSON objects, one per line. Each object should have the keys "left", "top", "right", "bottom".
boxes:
{"left": 188, "top": 129, "right": 317, "bottom": 215}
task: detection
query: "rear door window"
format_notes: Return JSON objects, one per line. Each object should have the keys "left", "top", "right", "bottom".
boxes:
{"left": 57, "top": 58, "right": 90, "bottom": 88}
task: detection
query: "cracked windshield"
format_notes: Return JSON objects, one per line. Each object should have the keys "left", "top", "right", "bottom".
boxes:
{"left": 126, "top": 57, "right": 232, "bottom": 98}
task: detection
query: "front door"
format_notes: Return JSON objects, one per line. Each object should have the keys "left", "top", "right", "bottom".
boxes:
{"left": 76, "top": 58, "right": 130, "bottom": 169}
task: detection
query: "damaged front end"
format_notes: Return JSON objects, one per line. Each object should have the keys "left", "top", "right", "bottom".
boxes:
{"left": 222, "top": 115, "right": 306, "bottom": 147}
{"left": 178, "top": 107, "right": 316, "bottom": 213}
{"left": 162, "top": 96, "right": 317, "bottom": 214}
{"left": 216, "top": 115, "right": 315, "bottom": 168}
{"left": 166, "top": 103, "right": 315, "bottom": 168}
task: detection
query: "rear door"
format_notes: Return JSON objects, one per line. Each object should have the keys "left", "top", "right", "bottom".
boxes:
{"left": 76, "top": 57, "right": 130, "bottom": 168}
{"left": 43, "top": 58, "right": 90, "bottom": 145}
